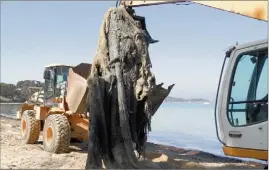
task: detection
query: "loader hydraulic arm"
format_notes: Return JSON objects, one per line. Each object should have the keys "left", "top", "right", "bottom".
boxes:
{"left": 119, "top": 0, "right": 268, "bottom": 21}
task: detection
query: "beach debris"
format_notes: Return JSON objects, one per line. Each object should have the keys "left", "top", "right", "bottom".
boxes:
{"left": 85, "top": 7, "right": 174, "bottom": 169}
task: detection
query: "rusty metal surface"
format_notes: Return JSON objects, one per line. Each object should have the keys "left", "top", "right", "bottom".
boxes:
{"left": 66, "top": 63, "right": 91, "bottom": 114}
{"left": 121, "top": 0, "right": 268, "bottom": 21}
{"left": 195, "top": 1, "right": 267, "bottom": 21}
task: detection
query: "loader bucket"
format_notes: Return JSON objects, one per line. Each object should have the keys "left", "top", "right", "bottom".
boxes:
{"left": 66, "top": 63, "right": 91, "bottom": 114}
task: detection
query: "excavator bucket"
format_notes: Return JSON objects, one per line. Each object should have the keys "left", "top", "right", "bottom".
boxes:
{"left": 66, "top": 63, "right": 91, "bottom": 114}
{"left": 147, "top": 83, "right": 174, "bottom": 116}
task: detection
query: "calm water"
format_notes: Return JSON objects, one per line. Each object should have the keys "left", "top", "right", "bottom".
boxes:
{"left": 148, "top": 103, "right": 224, "bottom": 155}
{"left": 0, "top": 102, "right": 262, "bottom": 162}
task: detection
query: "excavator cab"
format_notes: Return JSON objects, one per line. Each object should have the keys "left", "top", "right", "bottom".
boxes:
{"left": 216, "top": 39, "right": 268, "bottom": 161}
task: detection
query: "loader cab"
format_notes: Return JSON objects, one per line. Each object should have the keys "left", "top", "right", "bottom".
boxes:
{"left": 216, "top": 39, "right": 268, "bottom": 161}
{"left": 43, "top": 64, "right": 72, "bottom": 100}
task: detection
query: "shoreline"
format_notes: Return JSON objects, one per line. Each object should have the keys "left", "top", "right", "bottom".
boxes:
{"left": 0, "top": 115, "right": 266, "bottom": 169}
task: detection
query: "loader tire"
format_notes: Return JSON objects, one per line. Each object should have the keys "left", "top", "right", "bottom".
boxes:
{"left": 43, "top": 114, "right": 71, "bottom": 153}
{"left": 21, "top": 110, "right": 41, "bottom": 144}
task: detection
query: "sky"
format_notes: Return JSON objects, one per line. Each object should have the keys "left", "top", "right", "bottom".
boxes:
{"left": 1, "top": 1, "right": 267, "bottom": 100}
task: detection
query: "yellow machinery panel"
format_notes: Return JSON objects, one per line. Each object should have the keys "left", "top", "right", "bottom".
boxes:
{"left": 68, "top": 115, "right": 89, "bottom": 141}
{"left": 34, "top": 105, "right": 50, "bottom": 120}
{"left": 223, "top": 146, "right": 268, "bottom": 161}
{"left": 121, "top": 0, "right": 268, "bottom": 21}
{"left": 16, "top": 102, "right": 34, "bottom": 119}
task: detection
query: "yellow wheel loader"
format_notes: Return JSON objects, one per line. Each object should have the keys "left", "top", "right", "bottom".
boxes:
{"left": 119, "top": 0, "right": 268, "bottom": 163}
{"left": 17, "top": 63, "right": 91, "bottom": 153}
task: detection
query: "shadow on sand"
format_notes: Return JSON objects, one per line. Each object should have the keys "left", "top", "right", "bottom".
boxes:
{"left": 66, "top": 141, "right": 266, "bottom": 169}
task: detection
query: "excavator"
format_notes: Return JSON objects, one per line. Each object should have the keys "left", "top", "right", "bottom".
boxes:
{"left": 118, "top": 0, "right": 268, "bottom": 164}
{"left": 16, "top": 0, "right": 267, "bottom": 168}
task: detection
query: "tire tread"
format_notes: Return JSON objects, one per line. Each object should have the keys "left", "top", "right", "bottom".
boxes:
{"left": 21, "top": 110, "right": 41, "bottom": 144}
{"left": 43, "top": 114, "right": 70, "bottom": 153}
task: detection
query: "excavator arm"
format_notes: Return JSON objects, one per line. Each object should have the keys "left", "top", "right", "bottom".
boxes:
{"left": 119, "top": 0, "right": 268, "bottom": 21}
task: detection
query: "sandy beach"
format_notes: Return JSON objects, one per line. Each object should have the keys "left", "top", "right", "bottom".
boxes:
{"left": 0, "top": 115, "right": 266, "bottom": 169}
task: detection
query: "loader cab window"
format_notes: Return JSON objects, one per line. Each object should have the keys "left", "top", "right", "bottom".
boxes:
{"left": 228, "top": 49, "right": 268, "bottom": 127}
{"left": 55, "top": 66, "right": 70, "bottom": 97}
{"left": 55, "top": 67, "right": 69, "bottom": 84}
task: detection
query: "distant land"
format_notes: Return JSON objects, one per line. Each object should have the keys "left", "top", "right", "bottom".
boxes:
{"left": 0, "top": 80, "right": 44, "bottom": 103}
{"left": 164, "top": 96, "right": 210, "bottom": 104}
{"left": 0, "top": 80, "right": 210, "bottom": 104}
